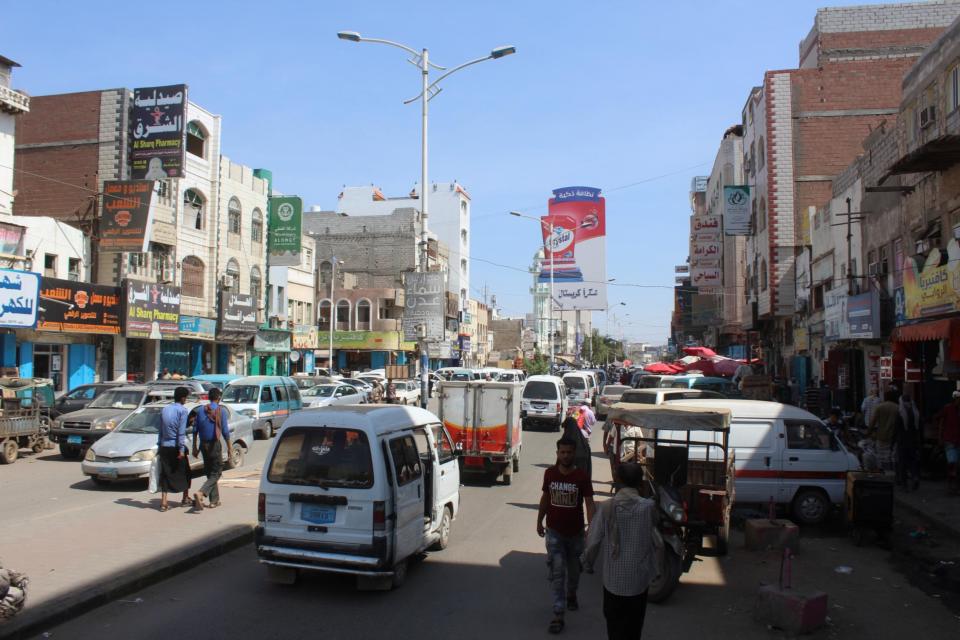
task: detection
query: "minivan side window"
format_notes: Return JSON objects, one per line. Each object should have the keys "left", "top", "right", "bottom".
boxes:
{"left": 286, "top": 384, "right": 301, "bottom": 403}
{"left": 388, "top": 436, "right": 422, "bottom": 486}
{"left": 431, "top": 424, "right": 455, "bottom": 464}
{"left": 274, "top": 386, "right": 286, "bottom": 403}
{"left": 260, "top": 386, "right": 273, "bottom": 403}
{"left": 785, "top": 420, "right": 836, "bottom": 450}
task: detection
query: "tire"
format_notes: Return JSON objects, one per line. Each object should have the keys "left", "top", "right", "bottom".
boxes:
{"left": 226, "top": 443, "right": 245, "bottom": 470}
{"left": 1, "top": 439, "right": 18, "bottom": 464}
{"left": 502, "top": 466, "right": 512, "bottom": 486}
{"left": 430, "top": 506, "right": 453, "bottom": 551}
{"left": 512, "top": 455, "right": 520, "bottom": 473}
{"left": 647, "top": 545, "right": 682, "bottom": 603}
{"left": 31, "top": 439, "right": 46, "bottom": 454}
{"left": 791, "top": 488, "right": 831, "bottom": 525}
{"left": 391, "top": 559, "right": 408, "bottom": 589}
{"left": 263, "top": 421, "right": 275, "bottom": 439}
{"left": 59, "top": 442, "right": 81, "bottom": 460}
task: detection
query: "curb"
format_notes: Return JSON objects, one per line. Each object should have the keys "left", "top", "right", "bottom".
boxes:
{"left": 893, "top": 494, "right": 960, "bottom": 538}
{"left": 0, "top": 523, "right": 255, "bottom": 640}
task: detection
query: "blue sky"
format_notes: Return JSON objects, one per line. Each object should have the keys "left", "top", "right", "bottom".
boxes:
{"left": 2, "top": 0, "right": 876, "bottom": 342}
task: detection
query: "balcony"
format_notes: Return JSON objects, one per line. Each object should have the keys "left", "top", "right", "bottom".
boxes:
{"left": 886, "top": 133, "right": 960, "bottom": 176}
{"left": 0, "top": 86, "right": 29, "bottom": 114}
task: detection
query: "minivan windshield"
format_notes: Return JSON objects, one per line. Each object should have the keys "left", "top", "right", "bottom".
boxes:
{"left": 88, "top": 389, "right": 145, "bottom": 409}
{"left": 267, "top": 427, "right": 374, "bottom": 488}
{"left": 523, "top": 381, "right": 558, "bottom": 400}
{"left": 222, "top": 385, "right": 259, "bottom": 403}
{"left": 563, "top": 376, "right": 586, "bottom": 389}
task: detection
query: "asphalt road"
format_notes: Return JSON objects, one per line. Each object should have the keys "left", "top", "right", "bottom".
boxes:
{"left": 26, "top": 417, "right": 960, "bottom": 640}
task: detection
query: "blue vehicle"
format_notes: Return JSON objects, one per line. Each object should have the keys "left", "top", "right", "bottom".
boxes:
{"left": 221, "top": 376, "right": 303, "bottom": 439}
{"left": 191, "top": 374, "right": 241, "bottom": 390}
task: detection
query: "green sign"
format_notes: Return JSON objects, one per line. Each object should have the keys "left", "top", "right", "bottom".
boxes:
{"left": 268, "top": 196, "right": 302, "bottom": 266}
{"left": 332, "top": 331, "right": 416, "bottom": 351}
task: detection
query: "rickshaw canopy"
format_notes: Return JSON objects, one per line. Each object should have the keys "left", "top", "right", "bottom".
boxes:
{"left": 606, "top": 403, "right": 731, "bottom": 432}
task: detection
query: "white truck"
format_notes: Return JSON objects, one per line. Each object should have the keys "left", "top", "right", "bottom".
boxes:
{"left": 436, "top": 380, "right": 522, "bottom": 485}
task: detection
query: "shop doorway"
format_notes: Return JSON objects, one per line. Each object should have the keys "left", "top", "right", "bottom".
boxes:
{"left": 33, "top": 344, "right": 64, "bottom": 390}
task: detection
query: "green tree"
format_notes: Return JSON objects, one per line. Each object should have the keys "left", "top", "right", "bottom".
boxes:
{"left": 523, "top": 352, "right": 550, "bottom": 376}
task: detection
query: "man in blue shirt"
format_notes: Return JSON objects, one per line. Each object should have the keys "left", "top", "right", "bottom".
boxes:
{"left": 191, "top": 387, "right": 231, "bottom": 509}
{"left": 158, "top": 387, "right": 191, "bottom": 511}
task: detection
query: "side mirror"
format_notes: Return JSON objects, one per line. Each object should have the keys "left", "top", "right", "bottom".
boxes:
{"left": 454, "top": 441, "right": 464, "bottom": 456}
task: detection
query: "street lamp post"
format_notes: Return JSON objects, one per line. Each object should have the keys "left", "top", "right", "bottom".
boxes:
{"left": 328, "top": 258, "right": 343, "bottom": 374}
{"left": 510, "top": 211, "right": 555, "bottom": 373}
{"left": 338, "top": 31, "right": 516, "bottom": 406}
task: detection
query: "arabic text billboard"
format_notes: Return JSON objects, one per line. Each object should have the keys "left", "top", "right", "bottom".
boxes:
{"left": 268, "top": 196, "right": 302, "bottom": 266}
{"left": 403, "top": 272, "right": 445, "bottom": 341}
{"left": 38, "top": 278, "right": 121, "bottom": 334}
{"left": 0, "top": 269, "right": 39, "bottom": 329}
{"left": 124, "top": 280, "right": 180, "bottom": 339}
{"left": 538, "top": 186, "right": 607, "bottom": 310}
{"left": 101, "top": 180, "right": 155, "bottom": 252}
{"left": 130, "top": 85, "right": 187, "bottom": 180}
{"left": 722, "top": 185, "right": 751, "bottom": 235}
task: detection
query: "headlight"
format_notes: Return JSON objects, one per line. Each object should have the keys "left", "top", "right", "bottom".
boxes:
{"left": 84, "top": 448, "right": 95, "bottom": 462}
{"left": 96, "top": 420, "right": 117, "bottom": 431}
{"left": 129, "top": 449, "right": 157, "bottom": 462}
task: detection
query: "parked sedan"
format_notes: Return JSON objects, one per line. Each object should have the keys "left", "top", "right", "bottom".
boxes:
{"left": 52, "top": 382, "right": 125, "bottom": 417}
{"left": 300, "top": 383, "right": 365, "bottom": 408}
{"left": 339, "top": 378, "right": 373, "bottom": 402}
{"left": 80, "top": 401, "right": 255, "bottom": 485}
{"left": 596, "top": 384, "right": 631, "bottom": 419}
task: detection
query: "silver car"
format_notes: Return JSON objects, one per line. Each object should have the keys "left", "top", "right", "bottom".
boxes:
{"left": 300, "top": 383, "right": 365, "bottom": 408}
{"left": 80, "top": 401, "right": 255, "bottom": 485}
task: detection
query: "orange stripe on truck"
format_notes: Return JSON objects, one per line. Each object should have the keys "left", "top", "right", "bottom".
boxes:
{"left": 443, "top": 420, "right": 509, "bottom": 453}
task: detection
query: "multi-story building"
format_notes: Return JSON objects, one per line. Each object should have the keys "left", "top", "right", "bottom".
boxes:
{"left": 336, "top": 182, "right": 471, "bottom": 304}
{"left": 741, "top": 1, "right": 960, "bottom": 376}
{"left": 286, "top": 234, "right": 318, "bottom": 373}
{"left": 13, "top": 88, "right": 269, "bottom": 382}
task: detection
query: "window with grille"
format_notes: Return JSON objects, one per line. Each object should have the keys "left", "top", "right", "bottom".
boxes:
{"left": 336, "top": 300, "right": 350, "bottom": 331}
{"left": 68, "top": 258, "right": 81, "bottom": 282}
{"left": 319, "top": 300, "right": 332, "bottom": 330}
{"left": 228, "top": 197, "right": 242, "bottom": 234}
{"left": 186, "top": 121, "right": 206, "bottom": 158}
{"left": 357, "top": 300, "right": 371, "bottom": 330}
{"left": 182, "top": 256, "right": 204, "bottom": 298}
{"left": 251, "top": 208, "right": 263, "bottom": 244}
{"left": 250, "top": 267, "right": 262, "bottom": 307}
{"left": 183, "top": 189, "right": 205, "bottom": 230}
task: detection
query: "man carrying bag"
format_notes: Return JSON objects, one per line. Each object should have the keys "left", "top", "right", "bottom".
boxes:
{"left": 191, "top": 387, "right": 231, "bottom": 509}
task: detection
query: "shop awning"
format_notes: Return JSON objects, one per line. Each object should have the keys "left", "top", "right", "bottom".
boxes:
{"left": 892, "top": 317, "right": 960, "bottom": 342}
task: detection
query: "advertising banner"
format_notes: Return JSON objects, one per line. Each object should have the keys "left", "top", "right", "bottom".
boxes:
{"left": 268, "top": 196, "right": 303, "bottom": 266}
{"left": 124, "top": 280, "right": 180, "bottom": 339}
{"left": 253, "top": 330, "right": 291, "bottom": 353}
{"left": 690, "top": 214, "right": 722, "bottom": 289}
{"left": 538, "top": 186, "right": 607, "bottom": 310}
{"left": 824, "top": 288, "right": 849, "bottom": 342}
{"left": 0, "top": 269, "right": 39, "bottom": 329}
{"left": 101, "top": 180, "right": 155, "bottom": 252}
{"left": 218, "top": 292, "right": 258, "bottom": 335}
{"left": 178, "top": 316, "right": 216, "bottom": 341}
{"left": 38, "top": 278, "right": 121, "bottom": 334}
{"left": 900, "top": 239, "right": 960, "bottom": 322}
{"left": 722, "top": 186, "right": 751, "bottom": 235}
{"left": 0, "top": 222, "right": 24, "bottom": 256}
{"left": 331, "top": 331, "right": 416, "bottom": 351}
{"left": 292, "top": 324, "right": 319, "bottom": 349}
{"left": 403, "top": 272, "right": 445, "bottom": 341}
{"left": 130, "top": 84, "right": 187, "bottom": 180}
{"left": 847, "top": 291, "right": 880, "bottom": 339}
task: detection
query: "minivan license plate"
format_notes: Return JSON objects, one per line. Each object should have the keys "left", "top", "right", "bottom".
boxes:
{"left": 301, "top": 504, "right": 336, "bottom": 525}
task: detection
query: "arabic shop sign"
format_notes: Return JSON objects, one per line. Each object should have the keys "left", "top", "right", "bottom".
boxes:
{"left": 0, "top": 269, "right": 39, "bottom": 329}
{"left": 403, "top": 272, "right": 445, "bottom": 341}
{"left": 292, "top": 324, "right": 319, "bottom": 349}
{"left": 100, "top": 180, "right": 156, "bottom": 253}
{"left": 722, "top": 186, "right": 751, "bottom": 235}
{"left": 130, "top": 85, "right": 187, "bottom": 180}
{"left": 690, "top": 214, "right": 722, "bottom": 288}
{"left": 332, "top": 331, "right": 416, "bottom": 351}
{"left": 253, "top": 329, "right": 291, "bottom": 353}
{"left": 847, "top": 291, "right": 880, "bottom": 339}
{"left": 179, "top": 315, "right": 216, "bottom": 341}
{"left": 38, "top": 278, "right": 121, "bottom": 334}
{"left": 900, "top": 239, "right": 960, "bottom": 322}
{"left": 218, "top": 292, "right": 259, "bottom": 335}
{"left": 123, "top": 280, "right": 180, "bottom": 339}
{"left": 267, "top": 196, "right": 303, "bottom": 267}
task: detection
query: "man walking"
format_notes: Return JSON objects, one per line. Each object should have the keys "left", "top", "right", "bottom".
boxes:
{"left": 157, "top": 387, "right": 191, "bottom": 511}
{"left": 537, "top": 437, "right": 596, "bottom": 634}
{"left": 191, "top": 387, "right": 231, "bottom": 509}
{"left": 867, "top": 391, "right": 900, "bottom": 472}
{"left": 895, "top": 394, "right": 921, "bottom": 491}
{"left": 582, "top": 462, "right": 657, "bottom": 640}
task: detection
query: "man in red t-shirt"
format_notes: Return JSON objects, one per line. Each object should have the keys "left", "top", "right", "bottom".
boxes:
{"left": 537, "top": 436, "right": 596, "bottom": 634}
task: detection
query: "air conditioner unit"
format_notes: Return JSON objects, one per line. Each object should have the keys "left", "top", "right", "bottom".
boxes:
{"left": 221, "top": 274, "right": 235, "bottom": 288}
{"left": 920, "top": 105, "right": 936, "bottom": 129}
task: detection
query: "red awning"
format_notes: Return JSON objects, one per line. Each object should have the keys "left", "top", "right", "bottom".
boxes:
{"left": 892, "top": 318, "right": 960, "bottom": 342}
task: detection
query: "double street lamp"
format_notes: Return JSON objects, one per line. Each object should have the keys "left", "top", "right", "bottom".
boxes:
{"left": 338, "top": 31, "right": 516, "bottom": 407}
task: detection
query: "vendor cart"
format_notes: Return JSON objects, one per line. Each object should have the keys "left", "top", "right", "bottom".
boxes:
{"left": 0, "top": 377, "right": 54, "bottom": 464}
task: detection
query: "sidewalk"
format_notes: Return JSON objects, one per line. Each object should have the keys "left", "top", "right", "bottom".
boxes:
{"left": 0, "top": 468, "right": 261, "bottom": 640}
{"left": 893, "top": 479, "right": 960, "bottom": 537}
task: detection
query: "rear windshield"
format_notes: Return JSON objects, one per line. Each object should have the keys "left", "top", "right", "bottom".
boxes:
{"left": 620, "top": 392, "right": 657, "bottom": 404}
{"left": 602, "top": 385, "right": 630, "bottom": 396}
{"left": 563, "top": 376, "right": 586, "bottom": 389}
{"left": 523, "top": 381, "right": 558, "bottom": 400}
{"left": 638, "top": 377, "right": 661, "bottom": 389}
{"left": 268, "top": 427, "right": 373, "bottom": 489}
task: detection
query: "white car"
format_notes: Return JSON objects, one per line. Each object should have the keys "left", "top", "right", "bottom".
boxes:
{"left": 301, "top": 383, "right": 365, "bottom": 408}
{"left": 393, "top": 380, "right": 421, "bottom": 406}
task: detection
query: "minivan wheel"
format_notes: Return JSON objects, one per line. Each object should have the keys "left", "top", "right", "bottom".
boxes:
{"left": 791, "top": 488, "right": 830, "bottom": 525}
{"left": 391, "top": 559, "right": 408, "bottom": 588}
{"left": 262, "top": 422, "right": 274, "bottom": 439}
{"left": 431, "top": 506, "right": 453, "bottom": 551}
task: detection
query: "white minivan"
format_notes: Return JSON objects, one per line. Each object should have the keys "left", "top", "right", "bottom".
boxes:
{"left": 520, "top": 375, "right": 568, "bottom": 431}
{"left": 663, "top": 399, "right": 861, "bottom": 524}
{"left": 256, "top": 405, "right": 461, "bottom": 589}
{"left": 562, "top": 372, "right": 593, "bottom": 406}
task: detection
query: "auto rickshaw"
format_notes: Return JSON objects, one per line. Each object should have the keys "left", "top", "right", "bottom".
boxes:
{"left": 605, "top": 403, "right": 735, "bottom": 602}
{"left": 0, "top": 377, "right": 55, "bottom": 464}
